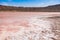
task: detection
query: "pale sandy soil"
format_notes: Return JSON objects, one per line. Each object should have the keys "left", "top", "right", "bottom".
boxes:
{"left": 0, "top": 12, "right": 60, "bottom": 40}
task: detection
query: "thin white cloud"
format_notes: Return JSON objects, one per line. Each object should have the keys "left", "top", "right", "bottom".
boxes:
{"left": 0, "top": 2, "right": 9, "bottom": 5}
{"left": 33, "top": 0, "right": 60, "bottom": 7}
{"left": 0, "top": 0, "right": 60, "bottom": 7}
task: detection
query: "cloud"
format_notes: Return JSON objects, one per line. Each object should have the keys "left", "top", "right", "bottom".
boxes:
{"left": 34, "top": 0, "right": 60, "bottom": 7}
{"left": 0, "top": 0, "right": 60, "bottom": 7}
{"left": 0, "top": 2, "right": 9, "bottom": 5}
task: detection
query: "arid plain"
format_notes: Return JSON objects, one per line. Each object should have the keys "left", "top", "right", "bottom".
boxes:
{"left": 0, "top": 12, "right": 60, "bottom": 40}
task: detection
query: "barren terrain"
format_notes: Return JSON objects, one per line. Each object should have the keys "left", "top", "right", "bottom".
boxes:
{"left": 0, "top": 12, "right": 60, "bottom": 40}
{"left": 0, "top": 4, "right": 60, "bottom": 12}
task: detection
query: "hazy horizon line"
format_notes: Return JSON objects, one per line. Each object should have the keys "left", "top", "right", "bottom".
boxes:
{"left": 0, "top": 4, "right": 60, "bottom": 7}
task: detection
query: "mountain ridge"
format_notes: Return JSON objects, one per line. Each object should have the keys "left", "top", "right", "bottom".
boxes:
{"left": 0, "top": 4, "right": 60, "bottom": 12}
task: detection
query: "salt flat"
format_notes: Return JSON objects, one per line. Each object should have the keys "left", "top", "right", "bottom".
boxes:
{"left": 0, "top": 12, "right": 60, "bottom": 40}
{"left": 0, "top": 12, "right": 60, "bottom": 19}
{"left": 0, "top": 12, "right": 60, "bottom": 25}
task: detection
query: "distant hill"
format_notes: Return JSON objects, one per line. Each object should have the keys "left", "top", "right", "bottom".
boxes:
{"left": 0, "top": 4, "right": 60, "bottom": 12}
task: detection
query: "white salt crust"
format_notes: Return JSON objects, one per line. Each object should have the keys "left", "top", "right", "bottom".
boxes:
{"left": 1, "top": 16, "right": 59, "bottom": 40}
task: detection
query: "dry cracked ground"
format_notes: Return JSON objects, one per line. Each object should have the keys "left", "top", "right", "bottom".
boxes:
{"left": 0, "top": 12, "right": 60, "bottom": 40}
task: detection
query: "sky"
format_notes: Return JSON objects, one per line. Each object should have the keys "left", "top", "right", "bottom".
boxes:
{"left": 0, "top": 0, "right": 60, "bottom": 7}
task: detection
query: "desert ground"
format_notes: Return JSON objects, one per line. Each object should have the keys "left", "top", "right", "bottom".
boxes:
{"left": 0, "top": 12, "right": 60, "bottom": 40}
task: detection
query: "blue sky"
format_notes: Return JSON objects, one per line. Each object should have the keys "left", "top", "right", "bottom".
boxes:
{"left": 0, "top": 0, "right": 60, "bottom": 7}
